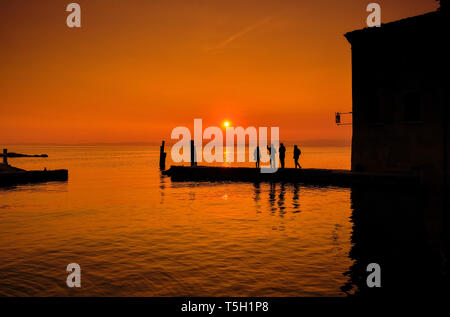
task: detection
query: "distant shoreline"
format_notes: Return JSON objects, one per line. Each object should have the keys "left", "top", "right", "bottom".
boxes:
{"left": 3, "top": 152, "right": 48, "bottom": 158}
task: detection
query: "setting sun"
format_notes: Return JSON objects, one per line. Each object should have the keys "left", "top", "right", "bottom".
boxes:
{"left": 223, "top": 121, "right": 230, "bottom": 128}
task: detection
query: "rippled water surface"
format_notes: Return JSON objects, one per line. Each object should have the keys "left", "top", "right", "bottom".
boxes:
{"left": 0, "top": 145, "right": 355, "bottom": 296}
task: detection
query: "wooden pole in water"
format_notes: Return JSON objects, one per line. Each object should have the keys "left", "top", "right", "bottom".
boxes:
{"left": 159, "top": 141, "right": 166, "bottom": 170}
{"left": 2, "top": 149, "right": 7, "bottom": 165}
{"left": 190, "top": 140, "right": 196, "bottom": 167}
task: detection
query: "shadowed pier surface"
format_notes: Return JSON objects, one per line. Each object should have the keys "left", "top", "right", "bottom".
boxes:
{"left": 0, "top": 164, "right": 68, "bottom": 186}
{"left": 163, "top": 165, "right": 419, "bottom": 187}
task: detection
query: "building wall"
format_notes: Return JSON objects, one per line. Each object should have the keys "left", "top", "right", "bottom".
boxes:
{"left": 348, "top": 18, "right": 448, "bottom": 191}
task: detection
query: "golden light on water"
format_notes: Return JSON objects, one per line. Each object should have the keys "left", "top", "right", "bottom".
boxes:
{"left": 0, "top": 145, "right": 354, "bottom": 296}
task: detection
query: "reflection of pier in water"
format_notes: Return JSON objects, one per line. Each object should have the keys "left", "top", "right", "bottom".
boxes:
{"left": 250, "top": 182, "right": 449, "bottom": 295}
{"left": 256, "top": 183, "right": 449, "bottom": 295}
{"left": 159, "top": 174, "right": 449, "bottom": 295}
{"left": 253, "top": 182, "right": 301, "bottom": 216}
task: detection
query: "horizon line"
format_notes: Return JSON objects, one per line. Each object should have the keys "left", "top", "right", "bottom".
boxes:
{"left": 2, "top": 139, "right": 351, "bottom": 147}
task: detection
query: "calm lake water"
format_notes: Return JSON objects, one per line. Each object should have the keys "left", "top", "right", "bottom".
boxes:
{"left": 0, "top": 145, "right": 440, "bottom": 296}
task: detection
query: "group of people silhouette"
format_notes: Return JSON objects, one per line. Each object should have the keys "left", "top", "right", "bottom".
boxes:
{"left": 254, "top": 143, "right": 302, "bottom": 169}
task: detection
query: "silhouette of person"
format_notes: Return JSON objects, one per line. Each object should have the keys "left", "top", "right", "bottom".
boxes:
{"left": 279, "top": 143, "right": 286, "bottom": 168}
{"left": 267, "top": 144, "right": 277, "bottom": 169}
{"left": 254, "top": 146, "right": 261, "bottom": 168}
{"left": 294, "top": 145, "right": 302, "bottom": 169}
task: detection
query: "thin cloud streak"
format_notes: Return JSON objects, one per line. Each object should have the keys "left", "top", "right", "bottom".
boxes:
{"left": 207, "top": 16, "right": 276, "bottom": 51}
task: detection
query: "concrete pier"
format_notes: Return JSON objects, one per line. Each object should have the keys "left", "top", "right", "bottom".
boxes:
{"left": 163, "top": 165, "right": 419, "bottom": 187}
{"left": 0, "top": 164, "right": 68, "bottom": 187}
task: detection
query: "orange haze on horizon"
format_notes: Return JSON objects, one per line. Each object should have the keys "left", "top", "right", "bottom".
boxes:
{"left": 0, "top": 0, "right": 438, "bottom": 145}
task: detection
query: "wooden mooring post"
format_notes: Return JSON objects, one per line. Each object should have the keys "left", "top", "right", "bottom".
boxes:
{"left": 190, "top": 140, "right": 197, "bottom": 167}
{"left": 159, "top": 141, "right": 167, "bottom": 170}
{"left": 2, "top": 149, "right": 7, "bottom": 165}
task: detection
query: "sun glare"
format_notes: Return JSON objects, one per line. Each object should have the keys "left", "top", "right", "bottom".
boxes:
{"left": 223, "top": 121, "right": 230, "bottom": 127}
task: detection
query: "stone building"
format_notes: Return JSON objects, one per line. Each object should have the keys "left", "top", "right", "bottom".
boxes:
{"left": 345, "top": 5, "right": 449, "bottom": 190}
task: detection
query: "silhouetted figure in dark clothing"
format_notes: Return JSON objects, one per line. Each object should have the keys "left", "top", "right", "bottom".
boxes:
{"left": 279, "top": 143, "right": 286, "bottom": 168}
{"left": 267, "top": 144, "right": 277, "bottom": 169}
{"left": 254, "top": 146, "right": 261, "bottom": 168}
{"left": 294, "top": 145, "right": 302, "bottom": 169}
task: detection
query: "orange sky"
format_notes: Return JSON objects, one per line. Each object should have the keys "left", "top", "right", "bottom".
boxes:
{"left": 0, "top": 0, "right": 438, "bottom": 145}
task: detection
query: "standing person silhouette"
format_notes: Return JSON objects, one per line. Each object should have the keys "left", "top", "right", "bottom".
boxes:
{"left": 279, "top": 143, "right": 286, "bottom": 168}
{"left": 254, "top": 146, "right": 261, "bottom": 168}
{"left": 293, "top": 145, "right": 302, "bottom": 169}
{"left": 267, "top": 144, "right": 277, "bottom": 169}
